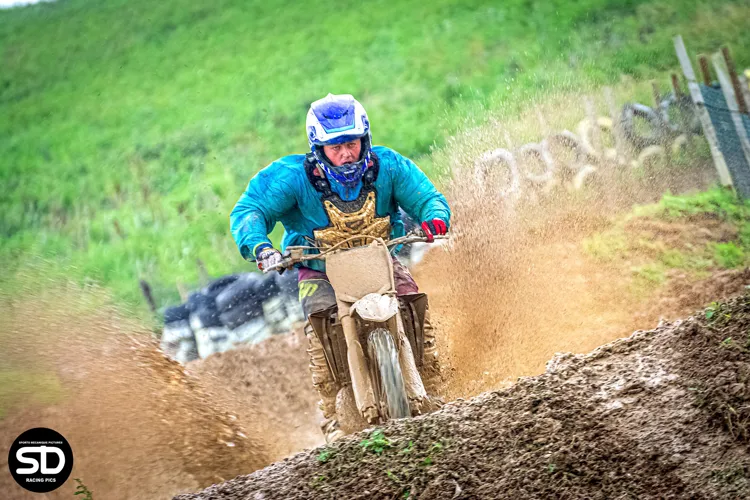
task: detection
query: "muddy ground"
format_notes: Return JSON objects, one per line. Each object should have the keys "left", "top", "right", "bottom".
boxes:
{"left": 0, "top": 288, "right": 317, "bottom": 499}
{"left": 4, "top": 158, "right": 749, "bottom": 498}
{"left": 176, "top": 293, "right": 750, "bottom": 500}
{"left": 186, "top": 332, "right": 323, "bottom": 459}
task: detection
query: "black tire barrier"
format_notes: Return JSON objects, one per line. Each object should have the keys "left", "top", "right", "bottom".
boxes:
{"left": 474, "top": 148, "right": 521, "bottom": 199}
{"left": 186, "top": 291, "right": 213, "bottom": 312}
{"left": 577, "top": 117, "right": 618, "bottom": 161}
{"left": 658, "top": 93, "right": 701, "bottom": 135}
{"left": 163, "top": 303, "right": 190, "bottom": 323}
{"left": 215, "top": 273, "right": 262, "bottom": 313}
{"left": 671, "top": 134, "right": 689, "bottom": 156}
{"left": 635, "top": 145, "right": 666, "bottom": 171}
{"left": 256, "top": 272, "right": 282, "bottom": 302}
{"left": 190, "top": 305, "right": 223, "bottom": 330}
{"left": 273, "top": 268, "right": 299, "bottom": 298}
{"left": 544, "top": 131, "right": 594, "bottom": 182}
{"left": 202, "top": 274, "right": 240, "bottom": 297}
{"left": 219, "top": 301, "right": 265, "bottom": 330}
{"left": 515, "top": 142, "right": 555, "bottom": 185}
{"left": 573, "top": 165, "right": 598, "bottom": 190}
{"left": 620, "top": 102, "right": 667, "bottom": 149}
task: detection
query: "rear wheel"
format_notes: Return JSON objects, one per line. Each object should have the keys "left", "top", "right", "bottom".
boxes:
{"left": 367, "top": 328, "right": 410, "bottom": 419}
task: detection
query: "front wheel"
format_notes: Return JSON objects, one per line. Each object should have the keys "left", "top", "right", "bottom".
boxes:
{"left": 367, "top": 328, "right": 410, "bottom": 419}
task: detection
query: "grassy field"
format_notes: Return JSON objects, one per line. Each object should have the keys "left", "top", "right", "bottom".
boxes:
{"left": 2, "top": 0, "right": 750, "bottom": 313}
{"left": 583, "top": 187, "right": 750, "bottom": 296}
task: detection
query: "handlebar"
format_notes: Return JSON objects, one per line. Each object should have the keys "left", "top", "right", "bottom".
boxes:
{"left": 262, "top": 233, "right": 448, "bottom": 273}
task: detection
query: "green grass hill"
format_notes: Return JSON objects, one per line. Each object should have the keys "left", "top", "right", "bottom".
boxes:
{"left": 2, "top": 0, "right": 749, "bottom": 312}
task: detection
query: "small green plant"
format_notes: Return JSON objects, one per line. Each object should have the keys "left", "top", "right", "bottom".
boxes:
{"left": 713, "top": 242, "right": 745, "bottom": 269}
{"left": 309, "top": 475, "right": 328, "bottom": 488}
{"left": 548, "top": 463, "right": 557, "bottom": 474}
{"left": 705, "top": 301, "right": 732, "bottom": 323}
{"left": 421, "top": 456, "right": 434, "bottom": 466}
{"left": 398, "top": 440, "right": 414, "bottom": 455}
{"left": 705, "top": 301, "right": 719, "bottom": 320}
{"left": 360, "top": 430, "right": 391, "bottom": 455}
{"left": 582, "top": 230, "right": 628, "bottom": 262}
{"left": 385, "top": 469, "right": 402, "bottom": 483}
{"left": 720, "top": 337, "right": 734, "bottom": 348}
{"left": 317, "top": 449, "right": 333, "bottom": 463}
{"left": 633, "top": 263, "right": 667, "bottom": 284}
{"left": 710, "top": 464, "right": 748, "bottom": 485}
{"left": 74, "top": 479, "right": 93, "bottom": 500}
{"left": 659, "top": 249, "right": 687, "bottom": 268}
{"left": 645, "top": 187, "right": 746, "bottom": 221}
{"left": 738, "top": 223, "right": 750, "bottom": 250}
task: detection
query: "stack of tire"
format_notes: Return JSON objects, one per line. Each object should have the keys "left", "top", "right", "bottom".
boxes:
{"left": 261, "top": 270, "right": 305, "bottom": 334}
{"left": 159, "top": 270, "right": 306, "bottom": 364}
{"left": 161, "top": 303, "right": 198, "bottom": 364}
{"left": 476, "top": 91, "right": 704, "bottom": 200}
{"left": 215, "top": 273, "right": 270, "bottom": 346}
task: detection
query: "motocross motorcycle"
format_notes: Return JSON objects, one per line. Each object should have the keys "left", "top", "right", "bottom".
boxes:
{"left": 266, "top": 233, "right": 445, "bottom": 428}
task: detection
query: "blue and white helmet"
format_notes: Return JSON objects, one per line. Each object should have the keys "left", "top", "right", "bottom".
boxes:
{"left": 306, "top": 94, "right": 372, "bottom": 200}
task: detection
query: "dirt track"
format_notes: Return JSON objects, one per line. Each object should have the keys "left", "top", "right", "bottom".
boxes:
{"left": 186, "top": 332, "right": 324, "bottom": 459}
{"left": 5, "top": 157, "right": 750, "bottom": 498}
{"left": 0, "top": 288, "right": 281, "bottom": 499}
{"left": 176, "top": 293, "right": 750, "bottom": 499}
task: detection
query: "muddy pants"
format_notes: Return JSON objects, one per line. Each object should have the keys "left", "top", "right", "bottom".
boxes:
{"left": 298, "top": 258, "right": 438, "bottom": 419}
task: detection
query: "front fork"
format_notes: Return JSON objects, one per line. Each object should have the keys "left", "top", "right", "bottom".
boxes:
{"left": 338, "top": 299, "right": 426, "bottom": 423}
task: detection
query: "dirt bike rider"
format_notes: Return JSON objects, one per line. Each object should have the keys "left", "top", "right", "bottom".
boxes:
{"left": 230, "top": 93, "right": 451, "bottom": 442}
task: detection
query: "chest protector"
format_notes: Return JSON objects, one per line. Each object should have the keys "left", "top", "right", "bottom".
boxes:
{"left": 305, "top": 153, "right": 391, "bottom": 249}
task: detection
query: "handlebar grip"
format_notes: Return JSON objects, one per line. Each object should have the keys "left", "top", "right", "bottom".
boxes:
{"left": 262, "top": 259, "right": 291, "bottom": 274}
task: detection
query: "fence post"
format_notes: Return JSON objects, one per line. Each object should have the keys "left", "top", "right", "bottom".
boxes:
{"left": 712, "top": 52, "right": 750, "bottom": 197}
{"left": 670, "top": 73, "right": 683, "bottom": 98}
{"left": 740, "top": 72, "right": 750, "bottom": 115}
{"left": 721, "top": 47, "right": 748, "bottom": 115}
{"left": 650, "top": 81, "right": 661, "bottom": 109}
{"left": 673, "top": 35, "right": 732, "bottom": 186}
{"left": 139, "top": 279, "right": 157, "bottom": 314}
{"left": 698, "top": 55, "right": 712, "bottom": 86}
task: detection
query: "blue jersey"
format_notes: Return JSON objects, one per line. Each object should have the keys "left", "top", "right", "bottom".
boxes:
{"left": 230, "top": 146, "right": 451, "bottom": 272}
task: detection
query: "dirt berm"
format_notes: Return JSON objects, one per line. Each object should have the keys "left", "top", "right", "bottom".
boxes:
{"left": 177, "top": 293, "right": 750, "bottom": 499}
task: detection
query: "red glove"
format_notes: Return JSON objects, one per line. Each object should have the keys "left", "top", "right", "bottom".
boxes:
{"left": 421, "top": 219, "right": 448, "bottom": 242}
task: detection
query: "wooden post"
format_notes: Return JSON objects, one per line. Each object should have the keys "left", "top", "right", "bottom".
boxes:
{"left": 721, "top": 46, "right": 748, "bottom": 114}
{"left": 712, "top": 52, "right": 750, "bottom": 195}
{"left": 670, "top": 73, "right": 683, "bottom": 98}
{"left": 139, "top": 279, "right": 158, "bottom": 314}
{"left": 740, "top": 73, "right": 750, "bottom": 116}
{"left": 604, "top": 86, "right": 627, "bottom": 164}
{"left": 584, "top": 95, "right": 601, "bottom": 156}
{"left": 650, "top": 81, "right": 661, "bottom": 109}
{"left": 698, "top": 54, "right": 712, "bottom": 86}
{"left": 673, "top": 35, "right": 732, "bottom": 186}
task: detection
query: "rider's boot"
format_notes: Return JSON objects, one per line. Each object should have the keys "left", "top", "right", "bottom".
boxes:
{"left": 320, "top": 417, "right": 345, "bottom": 444}
{"left": 305, "top": 322, "right": 345, "bottom": 443}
